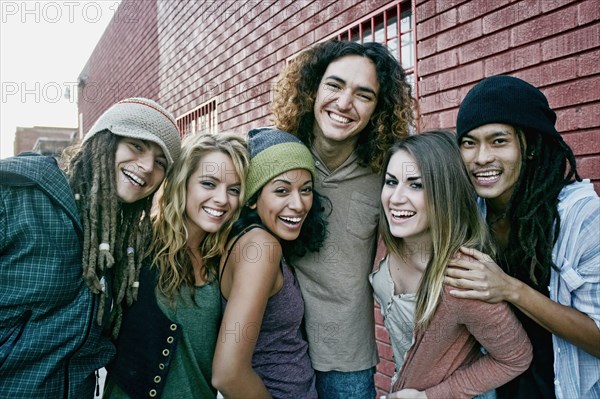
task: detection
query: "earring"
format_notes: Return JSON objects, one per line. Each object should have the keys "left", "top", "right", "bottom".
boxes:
{"left": 527, "top": 151, "right": 534, "bottom": 160}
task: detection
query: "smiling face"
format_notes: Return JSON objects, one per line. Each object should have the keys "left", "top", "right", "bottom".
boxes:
{"left": 459, "top": 123, "right": 523, "bottom": 210}
{"left": 381, "top": 150, "right": 430, "bottom": 244}
{"left": 312, "top": 55, "right": 379, "bottom": 149}
{"left": 185, "top": 151, "right": 242, "bottom": 240}
{"left": 114, "top": 137, "right": 167, "bottom": 203}
{"left": 253, "top": 169, "right": 313, "bottom": 242}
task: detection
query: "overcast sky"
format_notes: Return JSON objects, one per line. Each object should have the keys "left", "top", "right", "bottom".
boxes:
{"left": 1, "top": 0, "right": 122, "bottom": 158}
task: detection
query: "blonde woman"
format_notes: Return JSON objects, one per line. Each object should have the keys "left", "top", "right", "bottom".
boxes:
{"left": 371, "top": 131, "right": 532, "bottom": 399}
{"left": 104, "top": 132, "right": 249, "bottom": 399}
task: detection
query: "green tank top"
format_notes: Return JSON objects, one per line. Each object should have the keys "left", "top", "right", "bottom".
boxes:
{"left": 104, "top": 282, "right": 221, "bottom": 399}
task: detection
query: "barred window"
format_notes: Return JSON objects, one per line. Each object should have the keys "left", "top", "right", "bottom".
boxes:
{"left": 330, "top": 1, "right": 417, "bottom": 97}
{"left": 176, "top": 98, "right": 218, "bottom": 136}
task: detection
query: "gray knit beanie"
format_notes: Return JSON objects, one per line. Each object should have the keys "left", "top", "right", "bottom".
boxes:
{"left": 83, "top": 97, "right": 181, "bottom": 169}
{"left": 456, "top": 75, "right": 560, "bottom": 142}
{"left": 245, "top": 127, "right": 316, "bottom": 202}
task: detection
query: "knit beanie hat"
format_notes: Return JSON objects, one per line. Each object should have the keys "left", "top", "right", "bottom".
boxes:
{"left": 456, "top": 75, "right": 560, "bottom": 142}
{"left": 245, "top": 127, "right": 316, "bottom": 201}
{"left": 83, "top": 97, "right": 181, "bottom": 169}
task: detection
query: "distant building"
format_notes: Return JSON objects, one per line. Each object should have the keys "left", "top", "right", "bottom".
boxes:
{"left": 14, "top": 126, "right": 77, "bottom": 158}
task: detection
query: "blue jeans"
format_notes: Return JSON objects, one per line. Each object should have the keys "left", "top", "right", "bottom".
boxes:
{"left": 475, "top": 389, "right": 497, "bottom": 399}
{"left": 315, "top": 368, "right": 376, "bottom": 399}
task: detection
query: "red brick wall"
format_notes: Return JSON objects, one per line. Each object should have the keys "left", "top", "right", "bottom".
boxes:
{"left": 156, "top": 0, "right": 393, "bottom": 134}
{"left": 13, "top": 127, "right": 75, "bottom": 155}
{"left": 416, "top": 0, "right": 600, "bottom": 191}
{"left": 78, "top": 0, "right": 160, "bottom": 135}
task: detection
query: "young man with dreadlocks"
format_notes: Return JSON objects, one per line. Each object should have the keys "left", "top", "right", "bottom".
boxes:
{"left": 272, "top": 40, "right": 416, "bottom": 398}
{"left": 445, "top": 75, "right": 600, "bottom": 399}
{"left": 0, "top": 98, "right": 181, "bottom": 398}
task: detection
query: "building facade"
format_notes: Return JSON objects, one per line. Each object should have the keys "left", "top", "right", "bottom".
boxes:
{"left": 13, "top": 126, "right": 77, "bottom": 158}
{"left": 78, "top": 0, "right": 600, "bottom": 395}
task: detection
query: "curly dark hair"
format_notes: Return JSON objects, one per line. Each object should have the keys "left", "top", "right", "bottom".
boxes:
{"left": 272, "top": 39, "right": 416, "bottom": 173}
{"left": 499, "top": 129, "right": 580, "bottom": 290}
{"left": 230, "top": 189, "right": 330, "bottom": 263}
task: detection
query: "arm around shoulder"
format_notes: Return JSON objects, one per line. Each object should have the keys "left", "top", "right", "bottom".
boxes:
{"left": 447, "top": 241, "right": 600, "bottom": 358}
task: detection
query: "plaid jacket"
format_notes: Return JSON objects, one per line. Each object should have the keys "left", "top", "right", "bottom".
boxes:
{"left": 0, "top": 153, "right": 115, "bottom": 398}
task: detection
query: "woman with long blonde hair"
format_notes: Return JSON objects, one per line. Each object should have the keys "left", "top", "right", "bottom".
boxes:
{"left": 371, "top": 131, "right": 532, "bottom": 398}
{"left": 104, "top": 132, "right": 249, "bottom": 399}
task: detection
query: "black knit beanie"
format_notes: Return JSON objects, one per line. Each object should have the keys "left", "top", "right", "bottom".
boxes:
{"left": 456, "top": 75, "right": 560, "bottom": 142}
{"left": 245, "top": 127, "right": 315, "bottom": 201}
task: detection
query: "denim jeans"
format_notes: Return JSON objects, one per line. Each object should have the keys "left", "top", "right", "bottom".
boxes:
{"left": 315, "top": 368, "right": 376, "bottom": 399}
{"left": 475, "top": 389, "right": 497, "bottom": 399}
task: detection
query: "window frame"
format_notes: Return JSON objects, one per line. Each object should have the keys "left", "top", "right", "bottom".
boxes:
{"left": 176, "top": 98, "right": 218, "bottom": 136}
{"left": 323, "top": 0, "right": 418, "bottom": 100}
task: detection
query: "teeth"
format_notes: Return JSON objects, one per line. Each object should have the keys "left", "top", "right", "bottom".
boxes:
{"left": 123, "top": 169, "right": 145, "bottom": 186}
{"left": 329, "top": 112, "right": 351, "bottom": 124}
{"left": 391, "top": 210, "right": 415, "bottom": 217}
{"left": 280, "top": 216, "right": 302, "bottom": 223}
{"left": 478, "top": 176, "right": 499, "bottom": 182}
{"left": 204, "top": 207, "right": 225, "bottom": 217}
{"left": 475, "top": 171, "right": 501, "bottom": 177}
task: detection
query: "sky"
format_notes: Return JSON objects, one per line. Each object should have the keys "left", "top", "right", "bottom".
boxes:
{"left": 0, "top": 0, "right": 122, "bottom": 159}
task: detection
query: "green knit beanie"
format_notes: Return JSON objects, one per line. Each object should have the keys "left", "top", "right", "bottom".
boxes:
{"left": 245, "top": 128, "right": 315, "bottom": 202}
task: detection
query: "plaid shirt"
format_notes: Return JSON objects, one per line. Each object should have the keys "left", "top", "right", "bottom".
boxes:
{"left": 0, "top": 154, "right": 114, "bottom": 398}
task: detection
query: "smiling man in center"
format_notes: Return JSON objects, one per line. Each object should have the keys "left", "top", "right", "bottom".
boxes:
{"left": 272, "top": 39, "right": 416, "bottom": 398}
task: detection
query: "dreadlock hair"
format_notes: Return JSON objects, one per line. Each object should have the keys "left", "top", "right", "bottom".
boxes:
{"left": 63, "top": 130, "right": 154, "bottom": 338}
{"left": 380, "top": 131, "right": 495, "bottom": 330}
{"left": 498, "top": 128, "right": 580, "bottom": 290}
{"left": 150, "top": 132, "right": 249, "bottom": 303}
{"left": 271, "top": 39, "right": 417, "bottom": 173}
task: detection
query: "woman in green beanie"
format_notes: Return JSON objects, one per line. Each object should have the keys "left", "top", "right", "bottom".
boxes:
{"left": 212, "top": 127, "right": 329, "bottom": 399}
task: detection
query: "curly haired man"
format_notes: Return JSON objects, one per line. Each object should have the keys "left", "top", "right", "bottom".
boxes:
{"left": 272, "top": 39, "right": 416, "bottom": 398}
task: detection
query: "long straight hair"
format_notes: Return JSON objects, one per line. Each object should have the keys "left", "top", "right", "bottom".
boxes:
{"left": 151, "top": 132, "right": 249, "bottom": 301}
{"left": 379, "top": 131, "right": 495, "bottom": 329}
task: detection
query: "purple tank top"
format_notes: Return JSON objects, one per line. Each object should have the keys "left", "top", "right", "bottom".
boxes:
{"left": 221, "top": 225, "right": 317, "bottom": 399}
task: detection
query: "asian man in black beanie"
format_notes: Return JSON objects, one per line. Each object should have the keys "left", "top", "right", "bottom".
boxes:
{"left": 445, "top": 75, "right": 599, "bottom": 399}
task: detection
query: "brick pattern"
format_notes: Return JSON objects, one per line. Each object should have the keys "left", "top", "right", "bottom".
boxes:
{"left": 77, "top": 0, "right": 160, "bottom": 135}
{"left": 156, "top": 0, "right": 384, "bottom": 135}
{"left": 416, "top": 0, "right": 600, "bottom": 193}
